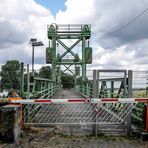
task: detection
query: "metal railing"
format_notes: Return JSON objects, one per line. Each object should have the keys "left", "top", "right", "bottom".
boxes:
{"left": 131, "top": 71, "right": 147, "bottom": 129}
{"left": 77, "top": 81, "right": 93, "bottom": 97}
{"left": 47, "top": 24, "right": 91, "bottom": 33}
{"left": 20, "top": 64, "right": 61, "bottom": 99}
{"left": 30, "top": 77, "right": 59, "bottom": 99}
{"left": 75, "top": 70, "right": 148, "bottom": 131}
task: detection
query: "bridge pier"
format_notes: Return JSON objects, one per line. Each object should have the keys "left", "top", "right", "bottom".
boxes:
{"left": 0, "top": 104, "right": 21, "bottom": 143}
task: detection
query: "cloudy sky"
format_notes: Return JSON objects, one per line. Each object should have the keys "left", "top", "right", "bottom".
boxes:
{"left": 0, "top": 0, "right": 148, "bottom": 71}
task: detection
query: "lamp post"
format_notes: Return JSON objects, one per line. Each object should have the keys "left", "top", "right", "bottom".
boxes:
{"left": 30, "top": 38, "right": 44, "bottom": 76}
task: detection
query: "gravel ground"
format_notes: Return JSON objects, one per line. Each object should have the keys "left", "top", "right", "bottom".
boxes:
{"left": 0, "top": 127, "right": 148, "bottom": 148}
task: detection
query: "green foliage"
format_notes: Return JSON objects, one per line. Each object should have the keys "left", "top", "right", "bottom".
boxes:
{"left": 1, "top": 60, "right": 20, "bottom": 90}
{"left": 76, "top": 76, "right": 89, "bottom": 85}
{"left": 61, "top": 73, "right": 74, "bottom": 88}
{"left": 132, "top": 102, "right": 145, "bottom": 129}
{"left": 133, "top": 90, "right": 147, "bottom": 98}
{"left": 39, "top": 66, "right": 52, "bottom": 79}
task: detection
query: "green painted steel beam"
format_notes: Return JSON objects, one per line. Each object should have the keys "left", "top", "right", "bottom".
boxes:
{"left": 57, "top": 36, "right": 82, "bottom": 39}
{"left": 56, "top": 61, "right": 82, "bottom": 65}
{"left": 57, "top": 38, "right": 81, "bottom": 59}
{"left": 51, "top": 36, "right": 56, "bottom": 81}
{"left": 63, "top": 65, "right": 75, "bottom": 76}
{"left": 47, "top": 24, "right": 91, "bottom": 86}
{"left": 82, "top": 37, "right": 86, "bottom": 81}
{"left": 57, "top": 39, "right": 82, "bottom": 61}
{"left": 20, "top": 62, "right": 24, "bottom": 96}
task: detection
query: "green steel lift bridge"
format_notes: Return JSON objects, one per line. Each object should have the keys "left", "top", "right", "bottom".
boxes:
{"left": 46, "top": 24, "right": 92, "bottom": 86}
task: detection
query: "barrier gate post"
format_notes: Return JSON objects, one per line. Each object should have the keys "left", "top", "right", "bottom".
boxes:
{"left": 127, "top": 70, "right": 132, "bottom": 135}
{"left": 92, "top": 70, "right": 98, "bottom": 136}
{"left": 146, "top": 102, "right": 148, "bottom": 132}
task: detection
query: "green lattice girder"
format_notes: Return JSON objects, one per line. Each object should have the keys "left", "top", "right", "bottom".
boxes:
{"left": 47, "top": 24, "right": 92, "bottom": 82}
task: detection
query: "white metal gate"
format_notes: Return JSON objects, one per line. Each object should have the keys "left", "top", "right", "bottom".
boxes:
{"left": 11, "top": 98, "right": 140, "bottom": 125}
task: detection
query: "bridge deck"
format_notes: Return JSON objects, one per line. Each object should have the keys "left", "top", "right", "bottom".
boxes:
{"left": 52, "top": 89, "right": 84, "bottom": 99}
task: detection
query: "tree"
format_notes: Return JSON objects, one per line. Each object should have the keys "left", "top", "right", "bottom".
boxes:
{"left": 61, "top": 73, "right": 74, "bottom": 88}
{"left": 39, "top": 66, "right": 52, "bottom": 79}
{"left": 1, "top": 60, "right": 20, "bottom": 90}
{"left": 76, "top": 76, "right": 89, "bottom": 85}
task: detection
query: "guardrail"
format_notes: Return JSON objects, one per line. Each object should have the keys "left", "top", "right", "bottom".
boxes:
{"left": 76, "top": 81, "right": 93, "bottom": 97}
{"left": 31, "top": 77, "right": 59, "bottom": 99}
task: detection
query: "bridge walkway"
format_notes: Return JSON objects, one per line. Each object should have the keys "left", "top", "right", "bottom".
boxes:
{"left": 52, "top": 88, "right": 84, "bottom": 99}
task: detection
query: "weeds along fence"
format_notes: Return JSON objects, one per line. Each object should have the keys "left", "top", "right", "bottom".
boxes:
{"left": 132, "top": 71, "right": 148, "bottom": 129}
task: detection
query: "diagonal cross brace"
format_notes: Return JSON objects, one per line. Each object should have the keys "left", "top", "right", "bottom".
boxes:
{"left": 57, "top": 38, "right": 82, "bottom": 61}
{"left": 63, "top": 64, "right": 75, "bottom": 75}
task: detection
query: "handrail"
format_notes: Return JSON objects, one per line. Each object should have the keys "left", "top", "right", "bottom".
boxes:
{"left": 34, "top": 77, "right": 54, "bottom": 82}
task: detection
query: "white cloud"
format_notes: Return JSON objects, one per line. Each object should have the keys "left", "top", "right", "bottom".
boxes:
{"left": 56, "top": 0, "right": 148, "bottom": 71}
{"left": 0, "top": 0, "right": 54, "bottom": 64}
{"left": 56, "top": 0, "right": 98, "bottom": 24}
{"left": 0, "top": 0, "right": 148, "bottom": 72}
{"left": 94, "top": 0, "right": 148, "bottom": 50}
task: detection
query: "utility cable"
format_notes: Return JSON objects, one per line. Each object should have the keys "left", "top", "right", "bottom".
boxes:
{"left": 107, "top": 7, "right": 148, "bottom": 36}
{"left": 92, "top": 7, "right": 148, "bottom": 39}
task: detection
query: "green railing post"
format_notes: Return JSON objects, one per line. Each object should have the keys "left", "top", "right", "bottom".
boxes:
{"left": 86, "top": 83, "right": 89, "bottom": 97}
{"left": 20, "top": 62, "right": 24, "bottom": 97}
{"left": 110, "top": 81, "right": 114, "bottom": 98}
{"left": 48, "top": 82, "right": 50, "bottom": 98}
{"left": 51, "top": 83, "right": 54, "bottom": 96}
{"left": 92, "top": 70, "right": 98, "bottom": 136}
{"left": 27, "top": 64, "right": 30, "bottom": 99}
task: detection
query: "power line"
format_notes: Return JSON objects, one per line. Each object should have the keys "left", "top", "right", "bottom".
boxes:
{"left": 108, "top": 7, "right": 148, "bottom": 36}
{"left": 96, "top": 7, "right": 148, "bottom": 40}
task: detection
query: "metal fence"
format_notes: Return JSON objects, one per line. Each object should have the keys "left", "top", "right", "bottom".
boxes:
{"left": 12, "top": 99, "right": 135, "bottom": 127}
{"left": 132, "top": 71, "right": 147, "bottom": 98}
{"left": 75, "top": 70, "right": 147, "bottom": 131}
{"left": 30, "top": 77, "right": 59, "bottom": 99}
{"left": 21, "top": 64, "right": 60, "bottom": 99}
{"left": 77, "top": 70, "right": 148, "bottom": 98}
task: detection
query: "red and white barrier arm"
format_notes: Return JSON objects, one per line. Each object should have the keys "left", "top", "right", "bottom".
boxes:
{"left": 91, "top": 98, "right": 148, "bottom": 103}
{"left": 9, "top": 98, "right": 148, "bottom": 104}
{"left": 10, "top": 98, "right": 88, "bottom": 104}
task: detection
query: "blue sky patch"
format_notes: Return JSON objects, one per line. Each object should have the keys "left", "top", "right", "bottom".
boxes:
{"left": 35, "top": 0, "right": 66, "bottom": 16}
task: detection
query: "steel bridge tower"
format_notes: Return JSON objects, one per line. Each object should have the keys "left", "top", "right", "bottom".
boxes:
{"left": 46, "top": 24, "right": 92, "bottom": 85}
